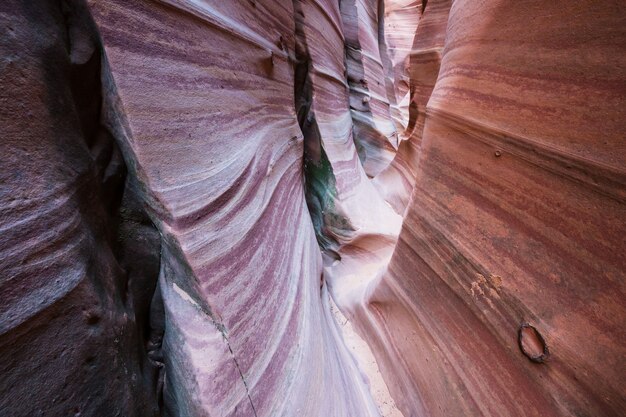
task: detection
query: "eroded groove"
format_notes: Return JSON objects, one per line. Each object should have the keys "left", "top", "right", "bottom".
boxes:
{"left": 293, "top": 0, "right": 341, "bottom": 255}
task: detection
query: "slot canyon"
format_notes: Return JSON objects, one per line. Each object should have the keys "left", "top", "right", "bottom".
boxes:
{"left": 1, "top": 1, "right": 625, "bottom": 416}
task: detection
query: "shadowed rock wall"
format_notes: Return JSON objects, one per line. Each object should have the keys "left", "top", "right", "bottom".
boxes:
{"left": 0, "top": 1, "right": 162, "bottom": 415}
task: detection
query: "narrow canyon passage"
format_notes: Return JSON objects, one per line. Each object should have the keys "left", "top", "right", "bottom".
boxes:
{"left": 1, "top": 1, "right": 625, "bottom": 417}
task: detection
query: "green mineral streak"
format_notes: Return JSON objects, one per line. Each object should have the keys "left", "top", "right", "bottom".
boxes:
{"left": 304, "top": 144, "right": 340, "bottom": 252}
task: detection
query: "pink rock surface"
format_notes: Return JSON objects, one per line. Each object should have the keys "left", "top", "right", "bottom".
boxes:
{"left": 88, "top": 0, "right": 383, "bottom": 416}
{"left": 351, "top": 1, "right": 626, "bottom": 416}
{"left": 341, "top": 0, "right": 399, "bottom": 177}
{"left": 1, "top": 1, "right": 625, "bottom": 417}
{"left": 380, "top": 0, "right": 420, "bottom": 135}
{"left": 373, "top": 0, "right": 451, "bottom": 214}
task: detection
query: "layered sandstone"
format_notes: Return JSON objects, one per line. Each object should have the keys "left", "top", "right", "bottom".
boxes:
{"left": 1, "top": 1, "right": 624, "bottom": 417}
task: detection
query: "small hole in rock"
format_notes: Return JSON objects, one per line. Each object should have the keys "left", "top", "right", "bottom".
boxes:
{"left": 85, "top": 312, "right": 100, "bottom": 325}
{"left": 518, "top": 323, "right": 549, "bottom": 363}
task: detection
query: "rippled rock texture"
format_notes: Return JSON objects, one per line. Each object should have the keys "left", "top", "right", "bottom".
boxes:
{"left": 1, "top": 1, "right": 625, "bottom": 417}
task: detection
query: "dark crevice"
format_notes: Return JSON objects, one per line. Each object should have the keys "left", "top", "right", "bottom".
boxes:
{"left": 226, "top": 342, "right": 259, "bottom": 417}
{"left": 63, "top": 0, "right": 164, "bottom": 415}
{"left": 293, "top": 0, "right": 341, "bottom": 256}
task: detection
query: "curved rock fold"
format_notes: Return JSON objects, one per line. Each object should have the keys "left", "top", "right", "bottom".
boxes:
{"left": 1, "top": 1, "right": 624, "bottom": 417}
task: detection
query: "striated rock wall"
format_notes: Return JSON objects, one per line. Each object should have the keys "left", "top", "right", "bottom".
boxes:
{"left": 87, "top": 0, "right": 383, "bottom": 416}
{"left": 1, "top": 1, "right": 624, "bottom": 417}
{"left": 353, "top": 1, "right": 626, "bottom": 416}
{"left": 0, "top": 1, "right": 161, "bottom": 415}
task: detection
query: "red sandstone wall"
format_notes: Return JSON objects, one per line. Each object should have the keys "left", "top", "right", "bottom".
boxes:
{"left": 360, "top": 1, "right": 626, "bottom": 416}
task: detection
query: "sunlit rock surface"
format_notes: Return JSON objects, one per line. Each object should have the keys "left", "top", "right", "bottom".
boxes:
{"left": 1, "top": 0, "right": 624, "bottom": 417}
